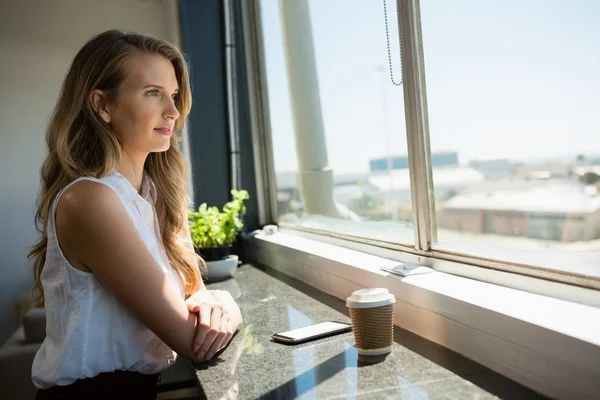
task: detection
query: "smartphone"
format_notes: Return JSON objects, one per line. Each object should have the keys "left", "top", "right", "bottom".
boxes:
{"left": 272, "top": 321, "right": 353, "bottom": 344}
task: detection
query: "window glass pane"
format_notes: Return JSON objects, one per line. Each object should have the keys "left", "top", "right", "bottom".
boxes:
{"left": 421, "top": 0, "right": 600, "bottom": 277}
{"left": 260, "top": 0, "right": 414, "bottom": 244}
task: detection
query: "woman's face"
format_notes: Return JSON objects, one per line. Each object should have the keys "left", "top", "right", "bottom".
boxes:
{"left": 102, "top": 54, "right": 181, "bottom": 155}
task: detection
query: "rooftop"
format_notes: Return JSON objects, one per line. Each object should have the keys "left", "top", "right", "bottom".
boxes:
{"left": 443, "top": 182, "right": 600, "bottom": 214}
{"left": 368, "top": 167, "right": 485, "bottom": 192}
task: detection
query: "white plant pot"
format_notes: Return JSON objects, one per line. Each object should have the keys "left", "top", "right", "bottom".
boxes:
{"left": 206, "top": 255, "right": 239, "bottom": 282}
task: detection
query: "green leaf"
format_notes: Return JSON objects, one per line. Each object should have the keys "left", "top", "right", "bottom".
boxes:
{"left": 188, "top": 189, "right": 250, "bottom": 249}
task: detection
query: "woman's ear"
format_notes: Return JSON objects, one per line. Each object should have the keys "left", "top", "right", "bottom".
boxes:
{"left": 90, "top": 89, "right": 112, "bottom": 123}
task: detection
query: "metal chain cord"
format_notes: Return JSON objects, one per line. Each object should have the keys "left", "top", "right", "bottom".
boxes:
{"left": 383, "top": 0, "right": 403, "bottom": 86}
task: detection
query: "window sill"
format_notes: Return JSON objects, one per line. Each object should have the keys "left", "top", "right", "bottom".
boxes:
{"left": 246, "top": 229, "right": 600, "bottom": 400}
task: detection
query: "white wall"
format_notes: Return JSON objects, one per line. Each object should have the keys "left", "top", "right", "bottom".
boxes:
{"left": 0, "top": 0, "right": 184, "bottom": 344}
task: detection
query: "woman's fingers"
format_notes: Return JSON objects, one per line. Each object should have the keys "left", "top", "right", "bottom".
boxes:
{"left": 210, "top": 290, "right": 242, "bottom": 332}
{"left": 206, "top": 313, "right": 231, "bottom": 360}
{"left": 187, "top": 290, "right": 240, "bottom": 362}
{"left": 220, "top": 318, "right": 234, "bottom": 351}
{"left": 196, "top": 305, "right": 222, "bottom": 360}
{"left": 193, "top": 303, "right": 212, "bottom": 354}
{"left": 185, "top": 297, "right": 200, "bottom": 313}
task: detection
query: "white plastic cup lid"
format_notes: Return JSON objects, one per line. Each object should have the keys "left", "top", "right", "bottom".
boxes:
{"left": 346, "top": 288, "right": 395, "bottom": 309}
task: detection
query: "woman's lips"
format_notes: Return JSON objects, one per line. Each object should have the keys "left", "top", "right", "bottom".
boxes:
{"left": 154, "top": 127, "right": 172, "bottom": 136}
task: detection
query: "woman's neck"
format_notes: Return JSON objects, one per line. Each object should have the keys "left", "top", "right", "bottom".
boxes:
{"left": 117, "top": 152, "right": 148, "bottom": 193}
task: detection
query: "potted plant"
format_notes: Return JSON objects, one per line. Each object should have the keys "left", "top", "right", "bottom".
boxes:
{"left": 188, "top": 189, "right": 249, "bottom": 281}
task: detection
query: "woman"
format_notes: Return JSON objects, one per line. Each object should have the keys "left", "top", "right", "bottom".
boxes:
{"left": 28, "top": 30, "right": 242, "bottom": 399}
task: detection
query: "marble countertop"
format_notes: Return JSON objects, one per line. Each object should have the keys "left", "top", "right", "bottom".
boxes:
{"left": 193, "top": 265, "right": 546, "bottom": 400}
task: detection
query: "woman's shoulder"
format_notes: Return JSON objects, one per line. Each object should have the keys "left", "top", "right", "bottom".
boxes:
{"left": 53, "top": 171, "right": 143, "bottom": 235}
{"left": 57, "top": 171, "right": 136, "bottom": 207}
{"left": 52, "top": 179, "right": 126, "bottom": 272}
{"left": 57, "top": 179, "right": 123, "bottom": 222}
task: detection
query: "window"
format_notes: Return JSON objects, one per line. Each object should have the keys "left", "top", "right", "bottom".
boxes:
{"left": 258, "top": 0, "right": 600, "bottom": 288}
{"left": 420, "top": 0, "right": 600, "bottom": 279}
{"left": 260, "top": 0, "right": 414, "bottom": 245}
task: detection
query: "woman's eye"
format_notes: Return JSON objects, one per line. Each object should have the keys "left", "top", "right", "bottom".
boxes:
{"left": 147, "top": 90, "right": 159, "bottom": 96}
{"left": 172, "top": 93, "right": 179, "bottom": 100}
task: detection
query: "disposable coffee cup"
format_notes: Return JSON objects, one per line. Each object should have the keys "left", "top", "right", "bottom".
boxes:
{"left": 346, "top": 288, "right": 395, "bottom": 356}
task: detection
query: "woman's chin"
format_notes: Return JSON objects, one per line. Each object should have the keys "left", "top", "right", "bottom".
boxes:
{"left": 152, "top": 141, "right": 171, "bottom": 153}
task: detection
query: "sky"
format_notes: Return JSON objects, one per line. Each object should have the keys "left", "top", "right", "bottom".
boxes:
{"left": 260, "top": 0, "right": 600, "bottom": 174}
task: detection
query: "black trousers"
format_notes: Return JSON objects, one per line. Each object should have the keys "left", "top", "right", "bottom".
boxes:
{"left": 35, "top": 370, "right": 160, "bottom": 400}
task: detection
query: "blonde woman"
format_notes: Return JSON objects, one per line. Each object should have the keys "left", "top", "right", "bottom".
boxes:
{"left": 28, "top": 30, "right": 242, "bottom": 399}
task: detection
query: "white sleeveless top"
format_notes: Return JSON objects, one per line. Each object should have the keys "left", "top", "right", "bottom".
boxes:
{"left": 32, "top": 171, "right": 184, "bottom": 389}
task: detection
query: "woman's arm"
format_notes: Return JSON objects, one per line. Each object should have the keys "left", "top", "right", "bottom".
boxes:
{"left": 56, "top": 180, "right": 203, "bottom": 361}
{"left": 180, "top": 206, "right": 242, "bottom": 359}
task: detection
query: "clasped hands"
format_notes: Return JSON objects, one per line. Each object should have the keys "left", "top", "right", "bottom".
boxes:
{"left": 185, "top": 289, "right": 242, "bottom": 362}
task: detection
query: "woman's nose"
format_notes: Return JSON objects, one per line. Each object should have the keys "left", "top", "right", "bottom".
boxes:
{"left": 163, "top": 100, "right": 180, "bottom": 120}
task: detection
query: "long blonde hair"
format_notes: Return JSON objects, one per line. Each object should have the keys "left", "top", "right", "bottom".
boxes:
{"left": 29, "top": 30, "right": 203, "bottom": 306}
